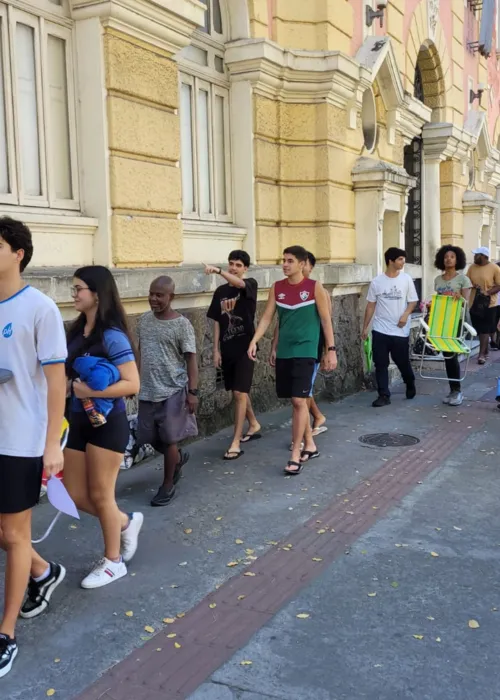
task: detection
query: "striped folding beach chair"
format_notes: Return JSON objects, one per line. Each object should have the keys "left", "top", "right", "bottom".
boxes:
{"left": 417, "top": 294, "right": 477, "bottom": 381}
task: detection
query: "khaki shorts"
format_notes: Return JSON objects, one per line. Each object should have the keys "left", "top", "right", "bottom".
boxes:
{"left": 137, "top": 387, "right": 198, "bottom": 448}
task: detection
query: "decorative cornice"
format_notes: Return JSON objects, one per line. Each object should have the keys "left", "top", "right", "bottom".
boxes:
{"left": 70, "top": 0, "right": 205, "bottom": 54}
{"left": 462, "top": 190, "right": 497, "bottom": 213}
{"left": 352, "top": 156, "right": 417, "bottom": 191}
{"left": 225, "top": 38, "right": 361, "bottom": 107}
{"left": 422, "top": 122, "right": 473, "bottom": 162}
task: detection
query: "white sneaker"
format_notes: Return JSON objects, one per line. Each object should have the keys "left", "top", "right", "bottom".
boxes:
{"left": 81, "top": 557, "right": 127, "bottom": 589}
{"left": 121, "top": 512, "right": 144, "bottom": 563}
{"left": 442, "top": 392, "right": 452, "bottom": 405}
{"left": 449, "top": 391, "right": 463, "bottom": 406}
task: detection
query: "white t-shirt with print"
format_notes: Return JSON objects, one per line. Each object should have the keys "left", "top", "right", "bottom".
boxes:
{"left": 367, "top": 271, "right": 419, "bottom": 338}
{"left": 0, "top": 285, "right": 67, "bottom": 457}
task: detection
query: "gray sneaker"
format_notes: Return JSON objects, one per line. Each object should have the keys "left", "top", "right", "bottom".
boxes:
{"left": 448, "top": 391, "right": 463, "bottom": 406}
{"left": 442, "top": 392, "right": 452, "bottom": 405}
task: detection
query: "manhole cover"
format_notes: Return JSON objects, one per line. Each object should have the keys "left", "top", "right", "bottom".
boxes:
{"left": 359, "top": 433, "right": 420, "bottom": 448}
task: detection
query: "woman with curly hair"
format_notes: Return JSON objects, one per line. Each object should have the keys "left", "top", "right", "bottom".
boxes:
{"left": 434, "top": 244, "right": 471, "bottom": 406}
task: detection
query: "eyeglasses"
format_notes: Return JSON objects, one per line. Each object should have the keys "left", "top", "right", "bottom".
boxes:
{"left": 70, "top": 285, "right": 90, "bottom": 298}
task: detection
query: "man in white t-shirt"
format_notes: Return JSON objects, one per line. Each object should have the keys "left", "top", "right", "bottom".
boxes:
{"left": 362, "top": 247, "right": 419, "bottom": 407}
{"left": 0, "top": 217, "right": 67, "bottom": 678}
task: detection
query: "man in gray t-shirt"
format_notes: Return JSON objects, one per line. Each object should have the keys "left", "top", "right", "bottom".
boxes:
{"left": 137, "top": 276, "right": 199, "bottom": 507}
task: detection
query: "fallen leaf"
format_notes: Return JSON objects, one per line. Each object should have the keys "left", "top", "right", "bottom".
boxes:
{"left": 237, "top": 595, "right": 246, "bottom": 600}
{"left": 435, "top": 637, "right": 441, "bottom": 643}
{"left": 46, "top": 691, "right": 56, "bottom": 698}
{"left": 174, "top": 642, "right": 181, "bottom": 649}
{"left": 266, "top": 541, "right": 278, "bottom": 546}
{"left": 245, "top": 549, "right": 255, "bottom": 555}
{"left": 125, "top": 611, "right": 134, "bottom": 617}
{"left": 491, "top": 607, "right": 498, "bottom": 612}
{"left": 177, "top": 613, "right": 185, "bottom": 619}
{"left": 435, "top": 527, "right": 442, "bottom": 532}
{"left": 453, "top": 526, "right": 462, "bottom": 531}
{"left": 170, "top": 584, "right": 179, "bottom": 589}
{"left": 209, "top": 603, "right": 217, "bottom": 609}
{"left": 69, "top": 524, "right": 77, "bottom": 530}
{"left": 468, "top": 619, "right": 480, "bottom": 629}
{"left": 207, "top": 550, "right": 214, "bottom": 554}
{"left": 246, "top": 555, "right": 257, "bottom": 561}
{"left": 163, "top": 618, "right": 175, "bottom": 624}
{"left": 156, "top": 648, "right": 162, "bottom": 652}
{"left": 427, "top": 616, "right": 435, "bottom": 621}
{"left": 144, "top": 626, "right": 155, "bottom": 634}
{"left": 184, "top": 528, "right": 193, "bottom": 534}
{"left": 367, "top": 592, "right": 377, "bottom": 597}
{"left": 227, "top": 561, "right": 239, "bottom": 567}
{"left": 240, "top": 660, "right": 253, "bottom": 666}
{"left": 391, "top": 582, "right": 399, "bottom": 588}
{"left": 178, "top": 562, "right": 188, "bottom": 567}
{"left": 312, "top": 557, "right": 323, "bottom": 562}
{"left": 395, "top": 544, "right": 402, "bottom": 548}
{"left": 430, "top": 552, "right": 439, "bottom": 558}
{"left": 317, "top": 529, "right": 326, "bottom": 534}
{"left": 54, "top": 659, "right": 60, "bottom": 664}
{"left": 167, "top": 633, "right": 176, "bottom": 639}
{"left": 215, "top": 516, "right": 223, "bottom": 521}
{"left": 296, "top": 613, "right": 310, "bottom": 619}
{"left": 413, "top": 635, "right": 424, "bottom": 640}
{"left": 235, "top": 539, "right": 244, "bottom": 544}
{"left": 244, "top": 572, "right": 256, "bottom": 577}
{"left": 360, "top": 550, "right": 368, "bottom": 555}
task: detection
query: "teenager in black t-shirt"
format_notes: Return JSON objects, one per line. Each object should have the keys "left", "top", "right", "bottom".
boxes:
{"left": 205, "top": 250, "right": 261, "bottom": 460}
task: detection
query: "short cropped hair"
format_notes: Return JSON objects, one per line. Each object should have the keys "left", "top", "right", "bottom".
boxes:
{"left": 0, "top": 217, "right": 33, "bottom": 272}
{"left": 283, "top": 245, "right": 308, "bottom": 263}
{"left": 228, "top": 249, "right": 251, "bottom": 268}
{"left": 306, "top": 251, "right": 316, "bottom": 268}
{"left": 384, "top": 247, "right": 407, "bottom": 266}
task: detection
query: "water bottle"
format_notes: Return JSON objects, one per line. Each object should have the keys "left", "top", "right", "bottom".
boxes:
{"left": 81, "top": 398, "right": 107, "bottom": 427}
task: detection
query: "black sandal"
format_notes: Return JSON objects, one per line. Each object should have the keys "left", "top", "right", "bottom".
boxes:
{"left": 223, "top": 450, "right": 244, "bottom": 460}
{"left": 300, "top": 450, "right": 320, "bottom": 463}
{"left": 240, "top": 433, "right": 262, "bottom": 443}
{"left": 284, "top": 460, "right": 303, "bottom": 475}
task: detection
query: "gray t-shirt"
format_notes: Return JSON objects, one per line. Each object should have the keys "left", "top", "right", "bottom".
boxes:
{"left": 434, "top": 272, "right": 471, "bottom": 296}
{"left": 137, "top": 312, "right": 196, "bottom": 402}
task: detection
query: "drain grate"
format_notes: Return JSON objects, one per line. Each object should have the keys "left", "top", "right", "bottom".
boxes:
{"left": 359, "top": 433, "right": 420, "bottom": 448}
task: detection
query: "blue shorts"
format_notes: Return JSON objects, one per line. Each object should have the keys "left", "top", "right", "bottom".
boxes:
{"left": 309, "top": 362, "right": 320, "bottom": 397}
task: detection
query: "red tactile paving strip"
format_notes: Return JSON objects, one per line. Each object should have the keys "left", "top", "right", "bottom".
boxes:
{"left": 76, "top": 412, "right": 487, "bottom": 700}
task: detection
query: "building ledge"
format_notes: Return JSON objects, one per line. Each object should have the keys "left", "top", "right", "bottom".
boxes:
{"left": 25, "top": 263, "right": 373, "bottom": 306}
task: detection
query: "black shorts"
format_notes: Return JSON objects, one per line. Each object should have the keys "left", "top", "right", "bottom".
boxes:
{"left": 276, "top": 357, "right": 316, "bottom": 399}
{"left": 222, "top": 353, "right": 255, "bottom": 393}
{"left": 470, "top": 306, "right": 497, "bottom": 335}
{"left": 66, "top": 411, "right": 130, "bottom": 454}
{"left": 0, "top": 455, "right": 43, "bottom": 514}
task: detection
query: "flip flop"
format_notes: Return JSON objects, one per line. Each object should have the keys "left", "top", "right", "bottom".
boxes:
{"left": 240, "top": 433, "right": 262, "bottom": 443}
{"left": 312, "top": 426, "right": 328, "bottom": 437}
{"left": 300, "top": 450, "right": 320, "bottom": 463}
{"left": 284, "top": 460, "right": 303, "bottom": 475}
{"left": 223, "top": 450, "right": 245, "bottom": 460}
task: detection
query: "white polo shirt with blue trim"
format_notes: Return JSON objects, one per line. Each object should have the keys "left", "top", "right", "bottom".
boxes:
{"left": 0, "top": 285, "right": 67, "bottom": 457}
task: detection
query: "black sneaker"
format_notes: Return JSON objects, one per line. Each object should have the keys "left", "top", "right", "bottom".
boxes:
{"left": 0, "top": 635, "right": 18, "bottom": 678}
{"left": 406, "top": 382, "right": 416, "bottom": 400}
{"left": 372, "top": 395, "right": 391, "bottom": 408}
{"left": 20, "top": 563, "right": 66, "bottom": 620}
{"left": 151, "top": 485, "right": 176, "bottom": 507}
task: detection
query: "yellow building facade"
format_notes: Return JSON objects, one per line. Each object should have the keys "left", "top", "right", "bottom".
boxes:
{"left": 3, "top": 0, "right": 500, "bottom": 408}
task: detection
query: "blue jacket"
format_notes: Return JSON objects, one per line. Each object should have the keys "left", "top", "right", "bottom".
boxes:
{"left": 73, "top": 356, "right": 120, "bottom": 417}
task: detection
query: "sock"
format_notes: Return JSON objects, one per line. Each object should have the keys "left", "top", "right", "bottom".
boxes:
{"left": 33, "top": 565, "right": 51, "bottom": 583}
{"left": 110, "top": 556, "right": 123, "bottom": 564}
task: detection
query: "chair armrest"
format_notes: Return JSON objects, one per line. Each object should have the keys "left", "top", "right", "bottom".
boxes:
{"left": 463, "top": 322, "right": 477, "bottom": 338}
{"left": 419, "top": 319, "right": 430, "bottom": 333}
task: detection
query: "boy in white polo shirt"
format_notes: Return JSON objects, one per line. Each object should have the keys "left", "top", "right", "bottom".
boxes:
{"left": 0, "top": 217, "right": 67, "bottom": 677}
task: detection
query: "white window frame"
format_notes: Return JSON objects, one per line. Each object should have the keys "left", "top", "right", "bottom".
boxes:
{"left": 0, "top": 0, "right": 78, "bottom": 210}
{"left": 178, "top": 0, "right": 232, "bottom": 224}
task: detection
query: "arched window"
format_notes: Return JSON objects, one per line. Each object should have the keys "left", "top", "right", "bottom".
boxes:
{"left": 178, "top": 0, "right": 231, "bottom": 222}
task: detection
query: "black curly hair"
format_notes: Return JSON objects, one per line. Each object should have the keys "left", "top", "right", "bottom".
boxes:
{"left": 434, "top": 244, "right": 467, "bottom": 272}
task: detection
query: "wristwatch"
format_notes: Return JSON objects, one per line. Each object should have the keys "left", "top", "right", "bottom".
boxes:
{"left": 328, "top": 346, "right": 336, "bottom": 352}
{"left": 217, "top": 267, "right": 222, "bottom": 275}
{"left": 188, "top": 389, "right": 199, "bottom": 397}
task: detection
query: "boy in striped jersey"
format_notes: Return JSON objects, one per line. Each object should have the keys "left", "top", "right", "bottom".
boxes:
{"left": 248, "top": 246, "right": 337, "bottom": 475}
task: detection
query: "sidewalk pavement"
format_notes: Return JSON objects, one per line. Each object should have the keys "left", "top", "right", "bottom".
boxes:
{"left": 2, "top": 356, "right": 500, "bottom": 699}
